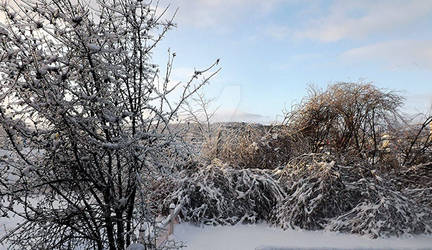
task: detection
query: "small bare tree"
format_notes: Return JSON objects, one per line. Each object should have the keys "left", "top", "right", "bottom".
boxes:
{"left": 0, "top": 0, "right": 219, "bottom": 249}
{"left": 180, "top": 92, "right": 219, "bottom": 153}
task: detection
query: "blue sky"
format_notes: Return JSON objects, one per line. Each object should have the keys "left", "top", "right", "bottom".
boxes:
{"left": 153, "top": 0, "right": 432, "bottom": 123}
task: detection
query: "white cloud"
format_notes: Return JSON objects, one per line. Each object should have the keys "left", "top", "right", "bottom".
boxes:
{"left": 295, "top": 0, "right": 432, "bottom": 42}
{"left": 168, "top": 0, "right": 286, "bottom": 29}
{"left": 403, "top": 93, "right": 432, "bottom": 115}
{"left": 264, "top": 25, "right": 292, "bottom": 40}
{"left": 341, "top": 40, "right": 432, "bottom": 70}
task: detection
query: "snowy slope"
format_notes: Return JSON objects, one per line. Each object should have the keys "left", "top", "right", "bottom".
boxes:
{"left": 173, "top": 223, "right": 432, "bottom": 250}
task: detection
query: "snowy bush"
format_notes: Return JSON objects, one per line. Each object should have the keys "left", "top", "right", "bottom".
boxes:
{"left": 273, "top": 154, "right": 432, "bottom": 238}
{"left": 284, "top": 83, "right": 403, "bottom": 163}
{"left": 163, "top": 161, "right": 285, "bottom": 225}
{"left": 272, "top": 155, "right": 362, "bottom": 230}
{"left": 200, "top": 124, "right": 292, "bottom": 169}
{"left": 153, "top": 154, "right": 432, "bottom": 239}
{"left": 394, "top": 163, "right": 432, "bottom": 189}
{"left": 394, "top": 163, "right": 432, "bottom": 209}
{"left": 326, "top": 178, "right": 432, "bottom": 238}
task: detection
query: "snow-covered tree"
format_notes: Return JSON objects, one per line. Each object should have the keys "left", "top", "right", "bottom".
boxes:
{"left": 0, "top": 0, "right": 219, "bottom": 249}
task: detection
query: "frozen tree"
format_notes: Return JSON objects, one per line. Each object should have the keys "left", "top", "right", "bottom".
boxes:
{"left": 0, "top": 0, "right": 219, "bottom": 249}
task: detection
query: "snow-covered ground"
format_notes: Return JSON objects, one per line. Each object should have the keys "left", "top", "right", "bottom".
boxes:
{"left": 3, "top": 220, "right": 432, "bottom": 249}
{"left": 173, "top": 223, "right": 432, "bottom": 250}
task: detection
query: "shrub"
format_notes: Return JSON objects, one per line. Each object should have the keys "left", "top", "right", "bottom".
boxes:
{"left": 326, "top": 178, "right": 432, "bottom": 238}
{"left": 272, "top": 153, "right": 432, "bottom": 238}
{"left": 200, "top": 124, "right": 292, "bottom": 169}
{"left": 393, "top": 163, "right": 432, "bottom": 209}
{"left": 162, "top": 161, "right": 285, "bottom": 225}
{"left": 272, "top": 154, "right": 363, "bottom": 230}
{"left": 394, "top": 162, "right": 432, "bottom": 189}
{"left": 284, "top": 82, "right": 403, "bottom": 164}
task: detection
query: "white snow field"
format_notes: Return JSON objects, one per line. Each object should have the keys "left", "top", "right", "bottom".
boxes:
{"left": 2, "top": 219, "right": 432, "bottom": 249}
{"left": 173, "top": 223, "right": 432, "bottom": 250}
